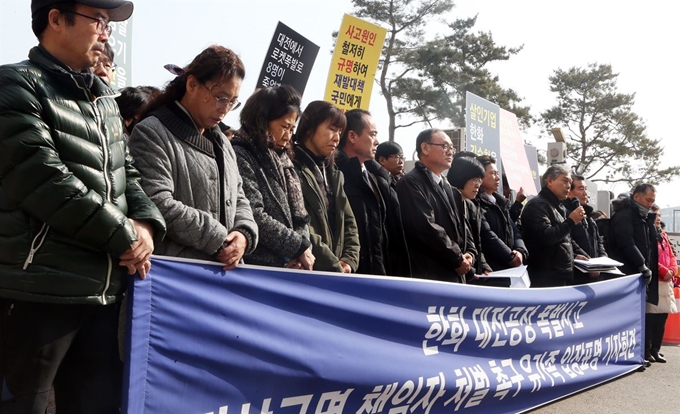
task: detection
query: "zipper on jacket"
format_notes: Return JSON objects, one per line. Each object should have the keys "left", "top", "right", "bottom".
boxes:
{"left": 71, "top": 74, "right": 114, "bottom": 202}
{"left": 93, "top": 102, "right": 113, "bottom": 202}
{"left": 92, "top": 102, "right": 114, "bottom": 303}
{"left": 23, "top": 223, "right": 50, "bottom": 270}
{"left": 70, "top": 75, "right": 116, "bottom": 302}
{"left": 100, "top": 254, "right": 113, "bottom": 305}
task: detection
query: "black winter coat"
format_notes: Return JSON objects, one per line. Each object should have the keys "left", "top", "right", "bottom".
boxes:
{"left": 477, "top": 192, "right": 528, "bottom": 271}
{"left": 464, "top": 199, "right": 494, "bottom": 277}
{"left": 608, "top": 197, "right": 659, "bottom": 304}
{"left": 365, "top": 160, "right": 412, "bottom": 277}
{"left": 335, "top": 151, "right": 386, "bottom": 275}
{"left": 396, "top": 162, "right": 476, "bottom": 283}
{"left": 520, "top": 188, "right": 588, "bottom": 287}
{"left": 562, "top": 200, "right": 607, "bottom": 284}
{"left": 232, "top": 135, "right": 311, "bottom": 267}
{"left": 0, "top": 47, "right": 166, "bottom": 305}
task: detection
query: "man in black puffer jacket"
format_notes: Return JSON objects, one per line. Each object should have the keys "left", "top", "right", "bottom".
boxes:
{"left": 607, "top": 185, "right": 657, "bottom": 300}
{"left": 562, "top": 175, "right": 608, "bottom": 284}
{"left": 520, "top": 164, "right": 589, "bottom": 287}
{"left": 0, "top": 2, "right": 166, "bottom": 412}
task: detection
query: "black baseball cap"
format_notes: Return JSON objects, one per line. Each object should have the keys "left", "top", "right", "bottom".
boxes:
{"left": 32, "top": 0, "right": 134, "bottom": 22}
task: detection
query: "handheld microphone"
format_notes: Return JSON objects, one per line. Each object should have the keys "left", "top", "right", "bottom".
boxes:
{"left": 571, "top": 198, "right": 588, "bottom": 229}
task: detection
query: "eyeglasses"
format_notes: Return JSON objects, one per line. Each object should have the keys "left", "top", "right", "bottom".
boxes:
{"left": 70, "top": 11, "right": 112, "bottom": 36}
{"left": 96, "top": 60, "right": 117, "bottom": 71}
{"left": 426, "top": 142, "right": 455, "bottom": 153}
{"left": 388, "top": 154, "right": 406, "bottom": 161}
{"left": 200, "top": 83, "right": 241, "bottom": 111}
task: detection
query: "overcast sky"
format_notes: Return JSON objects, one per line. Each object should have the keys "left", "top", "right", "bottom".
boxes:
{"left": 1, "top": 0, "right": 678, "bottom": 207}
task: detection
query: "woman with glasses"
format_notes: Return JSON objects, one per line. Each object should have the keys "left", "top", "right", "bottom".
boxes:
{"left": 293, "top": 101, "right": 360, "bottom": 273}
{"left": 128, "top": 45, "right": 257, "bottom": 268}
{"left": 231, "top": 85, "right": 315, "bottom": 270}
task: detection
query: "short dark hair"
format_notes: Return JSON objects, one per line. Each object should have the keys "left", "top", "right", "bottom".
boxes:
{"left": 339, "top": 109, "right": 370, "bottom": 149}
{"left": 115, "top": 86, "right": 160, "bottom": 134}
{"left": 237, "top": 84, "right": 301, "bottom": 156}
{"left": 447, "top": 156, "right": 485, "bottom": 189}
{"left": 32, "top": 2, "right": 76, "bottom": 39}
{"left": 415, "top": 129, "right": 438, "bottom": 158}
{"left": 454, "top": 151, "right": 477, "bottom": 160}
{"left": 375, "top": 141, "right": 403, "bottom": 160}
{"left": 633, "top": 183, "right": 655, "bottom": 195}
{"left": 570, "top": 174, "right": 585, "bottom": 190}
{"left": 476, "top": 154, "right": 496, "bottom": 168}
{"left": 294, "top": 101, "right": 346, "bottom": 148}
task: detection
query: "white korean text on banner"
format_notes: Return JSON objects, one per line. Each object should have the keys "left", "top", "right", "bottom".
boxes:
{"left": 255, "top": 22, "right": 320, "bottom": 97}
{"left": 324, "top": 14, "right": 387, "bottom": 110}
{"left": 109, "top": 17, "right": 132, "bottom": 89}
{"left": 123, "top": 257, "right": 645, "bottom": 414}
{"left": 499, "top": 108, "right": 538, "bottom": 195}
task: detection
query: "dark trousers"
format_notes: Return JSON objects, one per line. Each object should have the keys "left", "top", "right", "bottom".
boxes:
{"left": 645, "top": 312, "right": 669, "bottom": 351}
{"left": 0, "top": 299, "right": 122, "bottom": 414}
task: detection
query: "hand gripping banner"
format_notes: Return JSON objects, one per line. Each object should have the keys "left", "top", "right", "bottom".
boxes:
{"left": 123, "top": 257, "right": 645, "bottom": 414}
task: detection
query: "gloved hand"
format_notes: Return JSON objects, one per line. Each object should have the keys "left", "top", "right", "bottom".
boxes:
{"left": 638, "top": 265, "right": 653, "bottom": 285}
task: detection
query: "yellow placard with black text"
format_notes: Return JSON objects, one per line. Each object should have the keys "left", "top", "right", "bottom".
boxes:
{"left": 324, "top": 14, "right": 386, "bottom": 110}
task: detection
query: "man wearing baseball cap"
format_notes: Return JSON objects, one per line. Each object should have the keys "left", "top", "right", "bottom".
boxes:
{"left": 0, "top": 1, "right": 166, "bottom": 413}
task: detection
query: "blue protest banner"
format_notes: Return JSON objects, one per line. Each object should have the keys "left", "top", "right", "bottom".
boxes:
{"left": 123, "top": 257, "right": 645, "bottom": 414}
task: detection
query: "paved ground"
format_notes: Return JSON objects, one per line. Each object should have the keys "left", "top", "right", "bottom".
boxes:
{"left": 529, "top": 343, "right": 680, "bottom": 413}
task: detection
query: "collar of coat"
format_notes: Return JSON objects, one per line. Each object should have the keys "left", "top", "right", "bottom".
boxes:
{"left": 477, "top": 191, "right": 510, "bottom": 210}
{"left": 30, "top": 46, "right": 116, "bottom": 100}
{"left": 334, "top": 150, "right": 366, "bottom": 177}
{"left": 364, "top": 159, "right": 391, "bottom": 181}
{"left": 538, "top": 186, "right": 566, "bottom": 209}
{"left": 294, "top": 145, "right": 330, "bottom": 170}
{"left": 562, "top": 198, "right": 594, "bottom": 216}
{"left": 151, "top": 103, "right": 224, "bottom": 157}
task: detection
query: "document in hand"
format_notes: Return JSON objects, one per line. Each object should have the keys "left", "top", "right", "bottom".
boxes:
{"left": 574, "top": 257, "right": 624, "bottom": 275}
{"left": 482, "top": 265, "right": 530, "bottom": 288}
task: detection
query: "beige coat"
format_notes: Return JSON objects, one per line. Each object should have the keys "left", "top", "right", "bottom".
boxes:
{"left": 646, "top": 281, "right": 678, "bottom": 314}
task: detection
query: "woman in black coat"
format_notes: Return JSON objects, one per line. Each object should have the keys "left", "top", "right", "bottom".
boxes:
{"left": 232, "top": 85, "right": 315, "bottom": 270}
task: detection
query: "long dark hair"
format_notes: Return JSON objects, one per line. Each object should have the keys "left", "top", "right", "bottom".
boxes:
{"left": 141, "top": 45, "right": 245, "bottom": 120}
{"left": 236, "top": 85, "right": 301, "bottom": 156}
{"left": 294, "top": 101, "right": 346, "bottom": 148}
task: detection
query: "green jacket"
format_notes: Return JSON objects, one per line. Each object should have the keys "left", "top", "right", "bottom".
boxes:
{"left": 0, "top": 46, "right": 166, "bottom": 305}
{"left": 293, "top": 146, "right": 360, "bottom": 273}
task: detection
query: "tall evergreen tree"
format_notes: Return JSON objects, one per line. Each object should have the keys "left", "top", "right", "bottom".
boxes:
{"left": 348, "top": 0, "right": 529, "bottom": 141}
{"left": 541, "top": 63, "right": 679, "bottom": 185}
